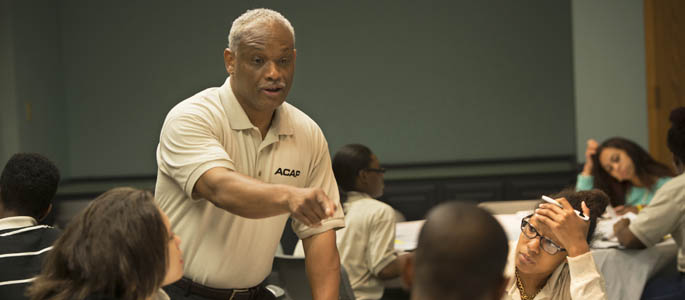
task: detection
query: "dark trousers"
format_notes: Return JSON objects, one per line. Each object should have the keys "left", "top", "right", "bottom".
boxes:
{"left": 640, "top": 272, "right": 685, "bottom": 300}
{"left": 164, "top": 281, "right": 276, "bottom": 300}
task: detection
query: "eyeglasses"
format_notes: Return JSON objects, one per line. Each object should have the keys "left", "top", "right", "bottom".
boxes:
{"left": 520, "top": 218, "right": 565, "bottom": 255}
{"left": 363, "top": 167, "right": 386, "bottom": 174}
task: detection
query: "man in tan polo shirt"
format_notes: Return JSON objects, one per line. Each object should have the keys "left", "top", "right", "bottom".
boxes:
{"left": 155, "top": 8, "right": 344, "bottom": 300}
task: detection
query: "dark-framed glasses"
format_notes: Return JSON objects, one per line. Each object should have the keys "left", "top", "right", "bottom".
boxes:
{"left": 520, "top": 218, "right": 566, "bottom": 255}
{"left": 363, "top": 167, "right": 386, "bottom": 174}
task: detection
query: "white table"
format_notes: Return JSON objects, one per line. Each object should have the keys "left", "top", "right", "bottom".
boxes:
{"left": 395, "top": 214, "right": 679, "bottom": 300}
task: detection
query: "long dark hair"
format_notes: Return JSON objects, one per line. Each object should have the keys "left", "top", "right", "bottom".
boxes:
{"left": 591, "top": 137, "right": 674, "bottom": 206}
{"left": 28, "top": 187, "right": 169, "bottom": 300}
{"left": 332, "top": 144, "right": 373, "bottom": 202}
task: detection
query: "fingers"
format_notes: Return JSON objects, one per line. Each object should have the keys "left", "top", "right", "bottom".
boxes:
{"left": 614, "top": 205, "right": 627, "bottom": 215}
{"left": 612, "top": 218, "right": 630, "bottom": 234}
{"left": 292, "top": 211, "right": 317, "bottom": 227}
{"left": 309, "top": 191, "right": 328, "bottom": 221}
{"left": 581, "top": 201, "right": 590, "bottom": 217}
{"left": 290, "top": 188, "right": 337, "bottom": 227}
{"left": 316, "top": 190, "right": 337, "bottom": 217}
{"left": 531, "top": 214, "right": 558, "bottom": 237}
{"left": 587, "top": 139, "right": 598, "bottom": 149}
{"left": 556, "top": 197, "right": 573, "bottom": 211}
{"left": 535, "top": 206, "right": 565, "bottom": 223}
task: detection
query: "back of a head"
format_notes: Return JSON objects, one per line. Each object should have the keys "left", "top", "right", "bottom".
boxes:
{"left": 0, "top": 153, "right": 60, "bottom": 219}
{"left": 667, "top": 107, "right": 685, "bottom": 164}
{"left": 28, "top": 187, "right": 168, "bottom": 300}
{"left": 413, "top": 202, "right": 508, "bottom": 300}
{"left": 332, "top": 144, "right": 373, "bottom": 193}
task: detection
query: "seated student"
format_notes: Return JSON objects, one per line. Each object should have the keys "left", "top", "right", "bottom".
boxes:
{"left": 577, "top": 137, "right": 673, "bottom": 214}
{"left": 27, "top": 187, "right": 183, "bottom": 300}
{"left": 503, "top": 189, "right": 609, "bottom": 300}
{"left": 401, "top": 202, "right": 509, "bottom": 300}
{"left": 613, "top": 107, "right": 685, "bottom": 300}
{"left": 0, "top": 153, "right": 61, "bottom": 300}
{"left": 332, "top": 144, "right": 410, "bottom": 300}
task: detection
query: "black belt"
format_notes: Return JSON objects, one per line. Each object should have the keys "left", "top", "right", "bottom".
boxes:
{"left": 173, "top": 277, "right": 262, "bottom": 300}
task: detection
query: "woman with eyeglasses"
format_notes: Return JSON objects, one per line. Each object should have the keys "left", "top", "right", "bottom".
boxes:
{"left": 332, "top": 144, "right": 410, "bottom": 300}
{"left": 502, "top": 189, "right": 609, "bottom": 300}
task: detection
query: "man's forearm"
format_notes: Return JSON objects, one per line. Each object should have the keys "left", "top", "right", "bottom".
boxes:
{"left": 194, "top": 167, "right": 290, "bottom": 218}
{"left": 303, "top": 230, "right": 340, "bottom": 300}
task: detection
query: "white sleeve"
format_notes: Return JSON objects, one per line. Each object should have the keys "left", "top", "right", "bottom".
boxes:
{"left": 567, "top": 252, "right": 608, "bottom": 300}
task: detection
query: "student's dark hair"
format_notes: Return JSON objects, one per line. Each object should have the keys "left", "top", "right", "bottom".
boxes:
{"left": 667, "top": 107, "right": 685, "bottom": 163}
{"left": 414, "top": 202, "right": 508, "bottom": 300}
{"left": 28, "top": 187, "right": 168, "bottom": 300}
{"left": 332, "top": 144, "right": 373, "bottom": 201}
{"left": 590, "top": 137, "right": 674, "bottom": 206}
{"left": 543, "top": 189, "right": 609, "bottom": 244}
{"left": 0, "top": 153, "right": 60, "bottom": 219}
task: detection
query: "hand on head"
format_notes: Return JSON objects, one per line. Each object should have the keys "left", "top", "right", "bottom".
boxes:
{"left": 286, "top": 187, "right": 337, "bottom": 227}
{"left": 532, "top": 197, "right": 591, "bottom": 256}
{"left": 582, "top": 139, "right": 599, "bottom": 175}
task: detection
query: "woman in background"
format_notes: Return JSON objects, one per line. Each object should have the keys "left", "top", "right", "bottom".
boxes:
{"left": 332, "top": 144, "right": 410, "bottom": 300}
{"left": 28, "top": 187, "right": 183, "bottom": 300}
{"left": 577, "top": 137, "right": 673, "bottom": 214}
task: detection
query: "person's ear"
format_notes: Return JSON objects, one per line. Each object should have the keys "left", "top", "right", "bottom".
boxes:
{"left": 38, "top": 203, "right": 52, "bottom": 222}
{"left": 357, "top": 169, "right": 371, "bottom": 186}
{"left": 401, "top": 253, "right": 414, "bottom": 290}
{"left": 224, "top": 48, "right": 236, "bottom": 75}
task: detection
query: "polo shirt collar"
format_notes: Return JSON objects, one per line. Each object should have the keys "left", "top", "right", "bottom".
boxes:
{"left": 346, "top": 191, "right": 371, "bottom": 202}
{"left": 219, "top": 77, "right": 294, "bottom": 136}
{"left": 0, "top": 216, "right": 38, "bottom": 231}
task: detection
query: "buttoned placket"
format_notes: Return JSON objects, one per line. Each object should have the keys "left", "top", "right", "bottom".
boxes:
{"left": 253, "top": 126, "right": 281, "bottom": 180}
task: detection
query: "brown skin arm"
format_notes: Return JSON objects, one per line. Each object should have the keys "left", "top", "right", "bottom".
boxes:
{"left": 377, "top": 253, "right": 412, "bottom": 280}
{"left": 303, "top": 230, "right": 340, "bottom": 300}
{"left": 614, "top": 205, "right": 640, "bottom": 216}
{"left": 613, "top": 218, "right": 647, "bottom": 249}
{"left": 193, "top": 167, "right": 335, "bottom": 226}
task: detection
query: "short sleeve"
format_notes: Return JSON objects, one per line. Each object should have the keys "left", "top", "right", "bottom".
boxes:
{"left": 576, "top": 174, "right": 594, "bottom": 191}
{"left": 158, "top": 113, "right": 235, "bottom": 199}
{"left": 291, "top": 134, "right": 344, "bottom": 239}
{"left": 629, "top": 185, "right": 684, "bottom": 247}
{"left": 367, "top": 205, "right": 398, "bottom": 276}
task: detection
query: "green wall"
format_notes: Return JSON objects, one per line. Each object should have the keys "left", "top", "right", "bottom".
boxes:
{"left": 1, "top": 0, "right": 69, "bottom": 173}
{"left": 5, "top": 0, "right": 647, "bottom": 179}
{"left": 56, "top": 0, "right": 576, "bottom": 178}
{"left": 572, "top": 0, "right": 648, "bottom": 162}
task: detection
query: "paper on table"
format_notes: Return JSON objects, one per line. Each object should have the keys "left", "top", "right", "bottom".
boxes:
{"left": 605, "top": 205, "right": 618, "bottom": 219}
{"left": 591, "top": 212, "right": 638, "bottom": 248}
{"left": 394, "top": 220, "right": 425, "bottom": 251}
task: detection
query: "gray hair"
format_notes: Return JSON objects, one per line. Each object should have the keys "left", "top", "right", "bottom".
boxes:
{"left": 228, "top": 8, "right": 295, "bottom": 51}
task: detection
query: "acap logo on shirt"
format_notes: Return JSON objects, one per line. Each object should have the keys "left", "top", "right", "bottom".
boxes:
{"left": 274, "top": 168, "right": 301, "bottom": 177}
